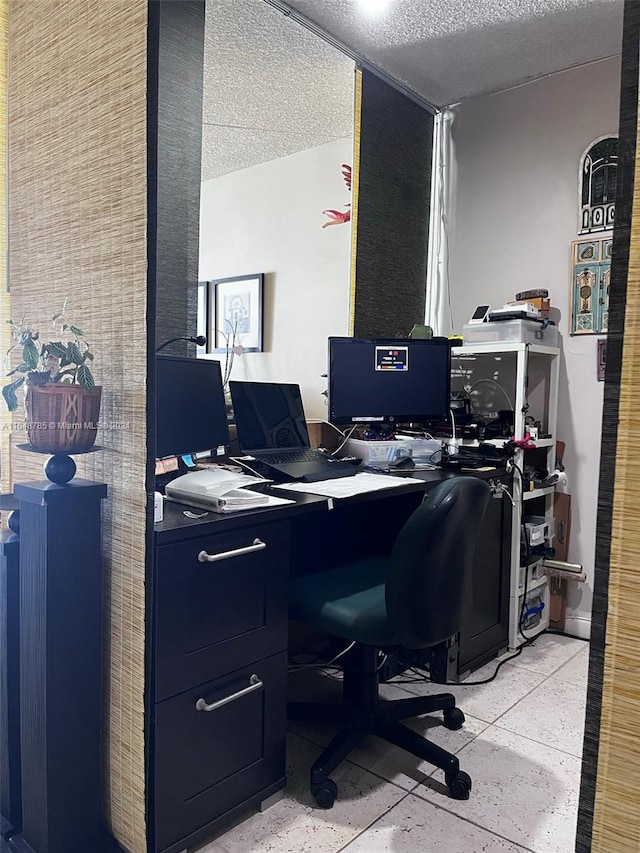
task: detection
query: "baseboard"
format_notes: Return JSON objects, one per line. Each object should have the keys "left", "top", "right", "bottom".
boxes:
{"left": 563, "top": 615, "right": 591, "bottom": 640}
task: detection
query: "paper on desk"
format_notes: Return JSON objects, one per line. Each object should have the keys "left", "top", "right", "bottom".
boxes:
{"left": 273, "top": 472, "right": 426, "bottom": 499}
{"left": 215, "top": 491, "right": 295, "bottom": 513}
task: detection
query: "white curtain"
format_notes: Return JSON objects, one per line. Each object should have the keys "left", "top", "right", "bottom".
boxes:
{"left": 425, "top": 110, "right": 454, "bottom": 337}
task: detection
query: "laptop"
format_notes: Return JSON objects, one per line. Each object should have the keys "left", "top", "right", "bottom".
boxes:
{"left": 229, "top": 381, "right": 357, "bottom": 482}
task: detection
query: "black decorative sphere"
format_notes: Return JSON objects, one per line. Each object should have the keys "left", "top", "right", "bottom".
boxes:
{"left": 44, "top": 453, "right": 77, "bottom": 485}
{"left": 7, "top": 510, "right": 19, "bottom": 534}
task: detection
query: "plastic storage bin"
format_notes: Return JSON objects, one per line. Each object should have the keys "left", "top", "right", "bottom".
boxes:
{"left": 463, "top": 319, "right": 558, "bottom": 347}
{"left": 523, "top": 515, "right": 555, "bottom": 547}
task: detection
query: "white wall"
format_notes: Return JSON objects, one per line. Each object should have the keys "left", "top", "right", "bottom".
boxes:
{"left": 199, "top": 138, "right": 353, "bottom": 419}
{"left": 448, "top": 57, "right": 622, "bottom": 637}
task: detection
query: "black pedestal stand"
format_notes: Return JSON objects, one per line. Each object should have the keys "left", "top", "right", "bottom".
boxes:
{"left": 0, "top": 527, "right": 20, "bottom": 841}
{"left": 7, "top": 448, "right": 121, "bottom": 853}
{"left": 16, "top": 444, "right": 104, "bottom": 486}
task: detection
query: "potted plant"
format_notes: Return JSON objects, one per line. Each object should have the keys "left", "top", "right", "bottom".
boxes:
{"left": 2, "top": 300, "right": 101, "bottom": 453}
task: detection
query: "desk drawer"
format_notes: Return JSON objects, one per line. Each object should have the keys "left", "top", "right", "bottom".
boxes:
{"left": 153, "top": 652, "right": 286, "bottom": 853}
{"left": 154, "top": 520, "right": 289, "bottom": 701}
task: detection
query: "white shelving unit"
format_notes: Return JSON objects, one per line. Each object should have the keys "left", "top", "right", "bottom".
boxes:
{"left": 455, "top": 342, "right": 561, "bottom": 649}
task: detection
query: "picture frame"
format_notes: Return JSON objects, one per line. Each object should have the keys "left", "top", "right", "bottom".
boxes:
{"left": 196, "top": 281, "right": 208, "bottom": 354}
{"left": 598, "top": 338, "right": 607, "bottom": 381}
{"left": 208, "top": 273, "right": 264, "bottom": 353}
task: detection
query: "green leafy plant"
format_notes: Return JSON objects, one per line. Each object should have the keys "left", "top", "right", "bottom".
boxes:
{"left": 2, "top": 299, "right": 95, "bottom": 412}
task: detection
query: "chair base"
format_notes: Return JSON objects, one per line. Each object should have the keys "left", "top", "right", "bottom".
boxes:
{"left": 288, "top": 645, "right": 472, "bottom": 808}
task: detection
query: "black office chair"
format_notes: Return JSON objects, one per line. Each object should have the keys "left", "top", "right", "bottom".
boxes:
{"left": 288, "top": 476, "right": 490, "bottom": 808}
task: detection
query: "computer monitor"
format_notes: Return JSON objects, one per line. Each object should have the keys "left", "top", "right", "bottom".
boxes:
{"left": 156, "top": 355, "right": 229, "bottom": 458}
{"left": 328, "top": 337, "right": 451, "bottom": 425}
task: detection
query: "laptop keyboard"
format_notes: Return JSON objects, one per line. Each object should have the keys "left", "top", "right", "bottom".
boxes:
{"left": 257, "top": 448, "right": 328, "bottom": 464}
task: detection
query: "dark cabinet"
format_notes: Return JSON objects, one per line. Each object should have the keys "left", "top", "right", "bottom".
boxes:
{"left": 154, "top": 521, "right": 290, "bottom": 701}
{"left": 151, "top": 517, "right": 291, "bottom": 853}
{"left": 153, "top": 652, "right": 287, "bottom": 853}
{"left": 459, "top": 479, "right": 512, "bottom": 673}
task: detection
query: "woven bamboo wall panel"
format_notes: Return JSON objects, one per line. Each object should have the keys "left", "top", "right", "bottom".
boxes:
{"left": 8, "top": 3, "right": 148, "bottom": 852}
{"left": 591, "top": 58, "right": 640, "bottom": 852}
{"left": 0, "top": 0, "right": 8, "bottom": 496}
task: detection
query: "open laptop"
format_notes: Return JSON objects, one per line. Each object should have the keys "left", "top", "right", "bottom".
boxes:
{"left": 229, "top": 380, "right": 357, "bottom": 482}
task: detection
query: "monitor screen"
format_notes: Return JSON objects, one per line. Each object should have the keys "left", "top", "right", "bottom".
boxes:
{"left": 328, "top": 337, "right": 451, "bottom": 425}
{"left": 156, "top": 356, "right": 229, "bottom": 458}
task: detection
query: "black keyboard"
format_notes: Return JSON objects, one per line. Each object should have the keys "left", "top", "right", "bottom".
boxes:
{"left": 257, "top": 449, "right": 327, "bottom": 464}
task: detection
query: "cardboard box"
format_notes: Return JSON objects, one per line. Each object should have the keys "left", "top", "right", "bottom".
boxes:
{"left": 549, "top": 576, "right": 567, "bottom": 629}
{"left": 515, "top": 297, "right": 550, "bottom": 318}
{"left": 553, "top": 493, "right": 571, "bottom": 562}
{"left": 307, "top": 421, "right": 342, "bottom": 453}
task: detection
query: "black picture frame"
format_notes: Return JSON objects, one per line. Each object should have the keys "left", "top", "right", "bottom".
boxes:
{"left": 208, "top": 273, "right": 264, "bottom": 354}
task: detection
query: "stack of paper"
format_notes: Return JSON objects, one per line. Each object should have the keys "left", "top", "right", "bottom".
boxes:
{"left": 165, "top": 468, "right": 272, "bottom": 513}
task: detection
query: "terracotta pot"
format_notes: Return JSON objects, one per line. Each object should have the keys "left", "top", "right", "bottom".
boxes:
{"left": 25, "top": 384, "right": 102, "bottom": 452}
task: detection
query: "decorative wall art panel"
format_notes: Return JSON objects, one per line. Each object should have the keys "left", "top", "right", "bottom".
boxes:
{"left": 579, "top": 136, "right": 618, "bottom": 235}
{"left": 571, "top": 238, "right": 611, "bottom": 335}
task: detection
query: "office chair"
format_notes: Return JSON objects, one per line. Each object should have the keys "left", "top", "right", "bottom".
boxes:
{"left": 288, "top": 476, "right": 490, "bottom": 808}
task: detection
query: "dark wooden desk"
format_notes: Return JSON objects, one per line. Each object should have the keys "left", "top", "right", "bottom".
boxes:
{"left": 150, "top": 468, "right": 510, "bottom": 853}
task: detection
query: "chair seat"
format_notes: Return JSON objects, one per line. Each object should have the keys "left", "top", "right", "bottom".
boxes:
{"left": 290, "top": 556, "right": 402, "bottom": 646}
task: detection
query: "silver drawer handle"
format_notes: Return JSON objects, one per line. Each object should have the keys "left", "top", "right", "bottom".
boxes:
{"left": 195, "top": 674, "right": 263, "bottom": 712}
{"left": 197, "top": 538, "right": 266, "bottom": 563}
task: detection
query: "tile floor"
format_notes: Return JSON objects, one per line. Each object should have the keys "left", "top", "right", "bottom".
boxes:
{"left": 198, "top": 635, "right": 588, "bottom": 853}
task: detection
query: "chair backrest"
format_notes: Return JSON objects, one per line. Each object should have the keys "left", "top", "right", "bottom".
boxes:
{"left": 385, "top": 476, "right": 491, "bottom": 649}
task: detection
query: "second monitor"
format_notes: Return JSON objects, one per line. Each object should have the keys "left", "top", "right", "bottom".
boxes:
{"left": 328, "top": 337, "right": 451, "bottom": 426}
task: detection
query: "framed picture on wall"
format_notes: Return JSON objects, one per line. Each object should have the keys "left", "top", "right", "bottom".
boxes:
{"left": 196, "top": 281, "right": 208, "bottom": 354}
{"left": 209, "top": 274, "right": 264, "bottom": 353}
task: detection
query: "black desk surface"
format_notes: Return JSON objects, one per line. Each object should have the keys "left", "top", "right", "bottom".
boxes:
{"left": 154, "top": 467, "right": 496, "bottom": 546}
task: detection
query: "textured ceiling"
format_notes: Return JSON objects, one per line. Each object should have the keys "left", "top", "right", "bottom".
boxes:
{"left": 275, "top": 0, "right": 624, "bottom": 106}
{"left": 202, "top": 0, "right": 624, "bottom": 180}
{"left": 202, "top": 0, "right": 355, "bottom": 180}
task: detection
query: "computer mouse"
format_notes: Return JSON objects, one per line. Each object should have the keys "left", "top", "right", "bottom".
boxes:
{"left": 391, "top": 456, "right": 415, "bottom": 470}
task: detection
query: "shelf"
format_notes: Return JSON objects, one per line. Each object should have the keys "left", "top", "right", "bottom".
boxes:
{"left": 457, "top": 343, "right": 560, "bottom": 357}
{"left": 515, "top": 572, "right": 548, "bottom": 598}
{"left": 523, "top": 486, "right": 555, "bottom": 501}
{"left": 459, "top": 437, "right": 555, "bottom": 449}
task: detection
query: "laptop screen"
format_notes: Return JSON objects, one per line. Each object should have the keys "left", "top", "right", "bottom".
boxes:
{"left": 229, "top": 381, "right": 311, "bottom": 452}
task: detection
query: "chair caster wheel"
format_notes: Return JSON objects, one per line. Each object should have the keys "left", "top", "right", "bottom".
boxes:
{"left": 443, "top": 707, "right": 465, "bottom": 730}
{"left": 446, "top": 770, "right": 472, "bottom": 800}
{"left": 311, "top": 778, "right": 338, "bottom": 809}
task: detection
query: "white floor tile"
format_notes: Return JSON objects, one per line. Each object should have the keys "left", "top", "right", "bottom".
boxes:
{"left": 197, "top": 733, "right": 406, "bottom": 853}
{"left": 395, "top": 662, "right": 547, "bottom": 724}
{"left": 505, "top": 634, "right": 587, "bottom": 678}
{"left": 496, "top": 674, "right": 587, "bottom": 757}
{"left": 341, "top": 792, "right": 530, "bottom": 852}
{"left": 554, "top": 646, "right": 590, "bottom": 689}
{"left": 414, "top": 726, "right": 581, "bottom": 853}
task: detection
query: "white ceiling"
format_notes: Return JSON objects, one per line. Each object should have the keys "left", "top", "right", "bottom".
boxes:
{"left": 202, "top": 0, "right": 624, "bottom": 180}
{"left": 202, "top": 0, "right": 355, "bottom": 180}
{"left": 279, "top": 0, "right": 624, "bottom": 106}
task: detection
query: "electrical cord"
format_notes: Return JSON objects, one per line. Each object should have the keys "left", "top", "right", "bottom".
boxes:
{"left": 287, "top": 640, "right": 356, "bottom": 672}
{"left": 465, "top": 379, "right": 515, "bottom": 413}
{"left": 306, "top": 419, "right": 348, "bottom": 438}
{"left": 228, "top": 457, "right": 270, "bottom": 480}
{"left": 545, "top": 627, "right": 589, "bottom": 642}
{"left": 510, "top": 457, "right": 548, "bottom": 647}
{"left": 331, "top": 424, "right": 357, "bottom": 457}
